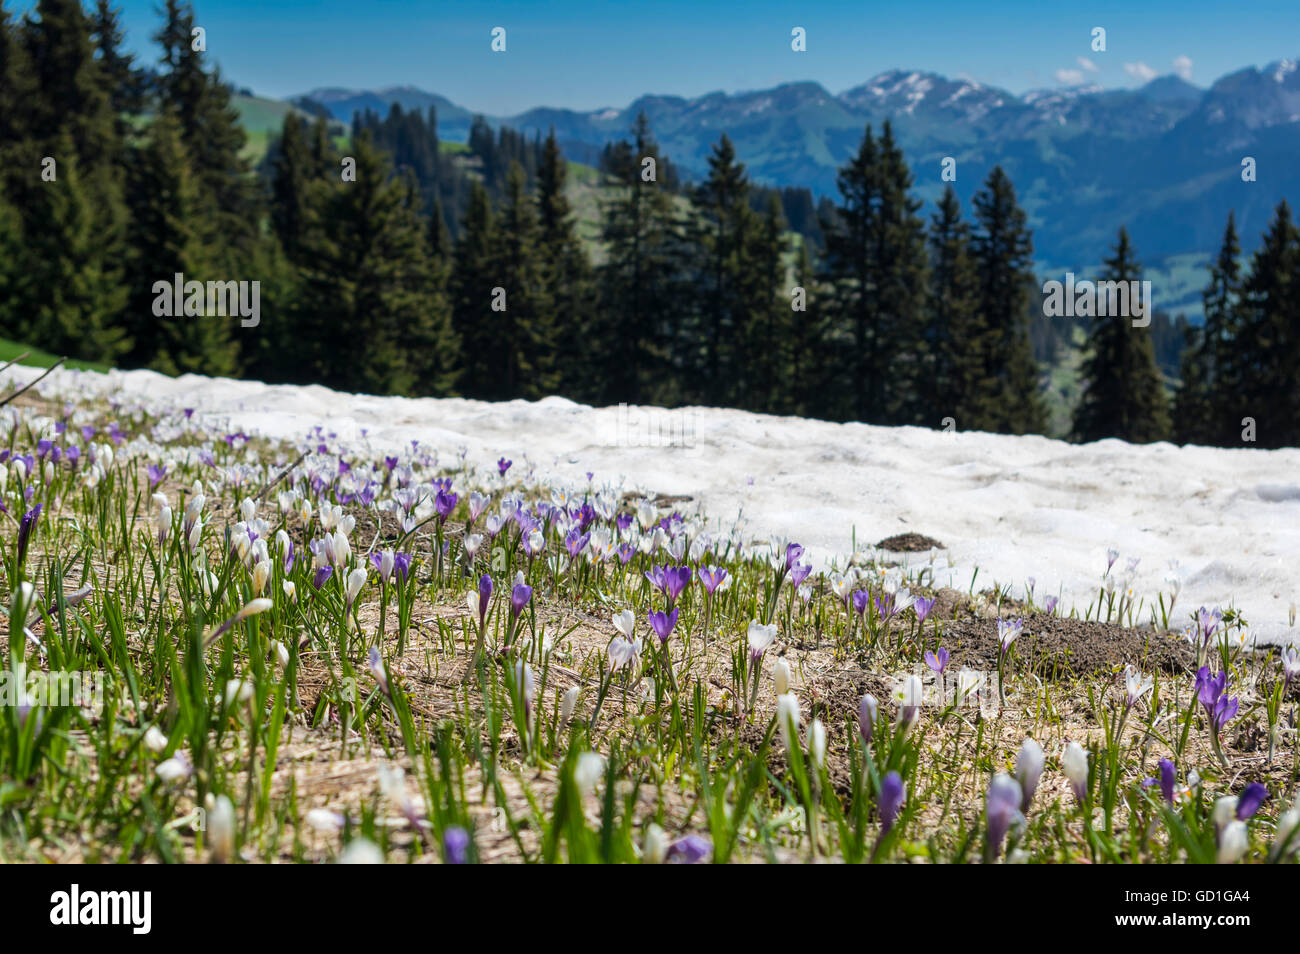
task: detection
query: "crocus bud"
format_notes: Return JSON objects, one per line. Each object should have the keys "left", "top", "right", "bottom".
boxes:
{"left": 1214, "top": 796, "right": 1239, "bottom": 831}
{"left": 808, "top": 718, "right": 826, "bottom": 769}
{"left": 613, "top": 609, "right": 636, "bottom": 638}
{"left": 880, "top": 771, "right": 905, "bottom": 835}
{"left": 209, "top": 795, "right": 235, "bottom": 864}
{"left": 1062, "top": 742, "right": 1088, "bottom": 802}
{"left": 986, "top": 773, "right": 1023, "bottom": 860}
{"left": 380, "top": 549, "right": 395, "bottom": 582}
{"left": 345, "top": 568, "right": 366, "bottom": 606}
{"left": 560, "top": 686, "right": 579, "bottom": 724}
{"left": 188, "top": 519, "right": 203, "bottom": 553}
{"left": 859, "top": 693, "right": 878, "bottom": 745}
{"left": 776, "top": 693, "right": 800, "bottom": 756}
{"left": 1015, "top": 738, "right": 1045, "bottom": 813}
{"left": 154, "top": 506, "right": 172, "bottom": 544}
{"left": 773, "top": 658, "right": 791, "bottom": 696}
{"left": 643, "top": 823, "right": 668, "bottom": 864}
{"left": 1217, "top": 820, "right": 1248, "bottom": 864}
{"left": 143, "top": 725, "right": 168, "bottom": 753}
{"left": 240, "top": 497, "right": 256, "bottom": 522}
{"left": 574, "top": 752, "right": 605, "bottom": 796}
{"left": 251, "top": 559, "right": 270, "bottom": 596}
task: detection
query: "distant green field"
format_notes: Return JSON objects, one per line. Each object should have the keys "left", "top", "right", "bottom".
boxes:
{"left": 0, "top": 338, "right": 110, "bottom": 374}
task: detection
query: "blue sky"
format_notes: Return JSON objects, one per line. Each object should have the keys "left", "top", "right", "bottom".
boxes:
{"left": 74, "top": 0, "right": 1300, "bottom": 114}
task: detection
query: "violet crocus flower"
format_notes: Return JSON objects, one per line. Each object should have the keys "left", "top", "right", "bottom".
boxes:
{"left": 859, "top": 694, "right": 878, "bottom": 745}
{"left": 477, "top": 574, "right": 493, "bottom": 629}
{"left": 662, "top": 565, "right": 691, "bottom": 604}
{"left": 879, "top": 771, "right": 905, "bottom": 835}
{"left": 564, "top": 528, "right": 590, "bottom": 559}
{"left": 510, "top": 583, "right": 532, "bottom": 617}
{"left": 985, "top": 773, "right": 1023, "bottom": 861}
{"left": 443, "top": 826, "right": 470, "bottom": 864}
{"left": 498, "top": 457, "right": 512, "bottom": 477}
{"left": 648, "top": 608, "right": 678, "bottom": 645}
{"left": 1159, "top": 758, "right": 1177, "bottom": 804}
{"left": 698, "top": 566, "right": 727, "bottom": 594}
{"left": 913, "top": 595, "right": 936, "bottom": 625}
{"left": 312, "top": 565, "right": 333, "bottom": 589}
{"left": 851, "top": 589, "right": 870, "bottom": 618}
{"left": 1044, "top": 596, "right": 1059, "bottom": 615}
{"left": 1236, "top": 783, "right": 1268, "bottom": 821}
{"left": 435, "top": 490, "right": 458, "bottom": 523}
{"left": 665, "top": 834, "right": 711, "bottom": 864}
{"left": 924, "top": 646, "right": 950, "bottom": 677}
{"left": 789, "top": 561, "right": 812, "bottom": 589}
{"left": 17, "top": 504, "right": 41, "bottom": 569}
{"left": 785, "top": 543, "right": 804, "bottom": 571}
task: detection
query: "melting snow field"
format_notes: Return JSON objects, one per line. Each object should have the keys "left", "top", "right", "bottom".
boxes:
{"left": 10, "top": 365, "right": 1300, "bottom": 645}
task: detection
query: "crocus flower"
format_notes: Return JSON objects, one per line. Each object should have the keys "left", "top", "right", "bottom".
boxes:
{"left": 996, "top": 618, "right": 1023, "bottom": 660}
{"left": 788, "top": 561, "right": 812, "bottom": 589}
{"left": 1158, "top": 758, "right": 1177, "bottom": 804}
{"left": 785, "top": 542, "right": 804, "bottom": 571}
{"left": 1044, "top": 596, "right": 1058, "bottom": 615}
{"left": 435, "top": 490, "right": 458, "bottom": 522}
{"left": 147, "top": 463, "right": 167, "bottom": 489}
{"left": 985, "top": 773, "right": 1023, "bottom": 861}
{"left": 879, "top": 771, "right": 905, "bottom": 835}
{"left": 1280, "top": 646, "right": 1300, "bottom": 690}
{"left": 773, "top": 658, "right": 791, "bottom": 695}
{"left": 858, "top": 694, "right": 878, "bottom": 745}
{"left": 1123, "top": 665, "right": 1154, "bottom": 711}
{"left": 477, "top": 574, "right": 493, "bottom": 629}
{"left": 924, "top": 646, "right": 950, "bottom": 677}
{"left": 648, "top": 608, "right": 678, "bottom": 645}
{"left": 698, "top": 565, "right": 727, "bottom": 594}
{"left": 1237, "top": 783, "right": 1269, "bottom": 821}
{"left": 1015, "top": 738, "right": 1045, "bottom": 813}
{"left": 443, "top": 826, "right": 470, "bottom": 864}
{"left": 851, "top": 589, "right": 870, "bottom": 618}
{"left": 662, "top": 565, "right": 691, "bottom": 603}
{"left": 16, "top": 503, "right": 41, "bottom": 568}
{"left": 913, "top": 595, "right": 936, "bottom": 625}
{"left": 1062, "top": 742, "right": 1088, "bottom": 802}
{"left": 510, "top": 583, "right": 532, "bottom": 616}
{"left": 776, "top": 693, "right": 800, "bottom": 756}
{"left": 1218, "top": 821, "right": 1248, "bottom": 864}
{"left": 747, "top": 620, "right": 778, "bottom": 662}
{"left": 497, "top": 457, "right": 512, "bottom": 477}
{"left": 607, "top": 635, "right": 641, "bottom": 670}
{"left": 665, "top": 834, "right": 711, "bottom": 864}
{"left": 345, "top": 568, "right": 367, "bottom": 608}
{"left": 313, "top": 565, "right": 333, "bottom": 590}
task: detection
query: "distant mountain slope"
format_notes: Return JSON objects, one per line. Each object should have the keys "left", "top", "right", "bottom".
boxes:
{"left": 292, "top": 59, "right": 1300, "bottom": 317}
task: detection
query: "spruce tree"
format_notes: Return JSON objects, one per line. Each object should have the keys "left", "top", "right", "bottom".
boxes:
{"left": 450, "top": 181, "right": 500, "bottom": 398}
{"left": 596, "top": 112, "right": 688, "bottom": 404}
{"left": 295, "top": 134, "right": 452, "bottom": 395}
{"left": 534, "top": 131, "right": 595, "bottom": 401}
{"left": 495, "top": 161, "right": 554, "bottom": 399}
{"left": 1071, "top": 228, "right": 1170, "bottom": 443}
{"left": 925, "top": 186, "right": 990, "bottom": 428}
{"left": 970, "top": 166, "right": 1048, "bottom": 434}
{"left": 123, "top": 112, "right": 236, "bottom": 376}
{"left": 1235, "top": 202, "right": 1300, "bottom": 448}
{"left": 1173, "top": 214, "right": 1241, "bottom": 444}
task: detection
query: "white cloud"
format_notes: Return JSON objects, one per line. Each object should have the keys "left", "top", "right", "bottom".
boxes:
{"left": 1054, "top": 68, "right": 1086, "bottom": 85}
{"left": 1173, "top": 55, "right": 1193, "bottom": 81}
{"left": 1124, "top": 62, "right": 1158, "bottom": 82}
{"left": 1076, "top": 56, "right": 1099, "bottom": 73}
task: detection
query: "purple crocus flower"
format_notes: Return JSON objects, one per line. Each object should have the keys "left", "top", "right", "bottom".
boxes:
{"left": 665, "top": 834, "right": 711, "bottom": 864}
{"left": 1044, "top": 596, "right": 1059, "bottom": 615}
{"left": 785, "top": 543, "right": 804, "bottom": 571}
{"left": 662, "top": 565, "right": 691, "bottom": 604}
{"left": 147, "top": 463, "right": 167, "bottom": 489}
{"left": 698, "top": 566, "right": 727, "bottom": 594}
{"left": 81, "top": 425, "right": 95, "bottom": 442}
{"left": 851, "top": 589, "right": 870, "bottom": 618}
{"left": 1158, "top": 758, "right": 1177, "bottom": 804}
{"left": 616, "top": 543, "right": 634, "bottom": 564}
{"left": 312, "top": 565, "right": 333, "bottom": 589}
{"left": 924, "top": 646, "right": 950, "bottom": 676}
{"left": 443, "top": 826, "right": 470, "bottom": 864}
{"left": 564, "top": 528, "right": 590, "bottom": 559}
{"left": 648, "top": 608, "right": 679, "bottom": 645}
{"left": 1195, "top": 667, "right": 1228, "bottom": 718}
{"left": 477, "top": 574, "right": 493, "bottom": 628}
{"left": 1236, "top": 783, "right": 1268, "bottom": 820}
{"left": 914, "top": 596, "right": 936, "bottom": 625}
{"left": 644, "top": 565, "right": 666, "bottom": 593}
{"left": 789, "top": 562, "right": 812, "bottom": 589}
{"left": 17, "top": 504, "right": 41, "bottom": 568}
{"left": 498, "top": 457, "right": 512, "bottom": 477}
{"left": 985, "top": 774, "right": 1023, "bottom": 861}
{"left": 510, "top": 583, "right": 532, "bottom": 617}
{"left": 435, "top": 490, "right": 458, "bottom": 522}
{"left": 879, "top": 771, "right": 905, "bottom": 835}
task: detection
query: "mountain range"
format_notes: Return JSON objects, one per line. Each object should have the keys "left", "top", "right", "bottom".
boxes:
{"left": 294, "top": 58, "right": 1300, "bottom": 318}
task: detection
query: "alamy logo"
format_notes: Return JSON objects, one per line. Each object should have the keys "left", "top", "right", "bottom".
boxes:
{"left": 1041, "top": 272, "right": 1152, "bottom": 327}
{"left": 152, "top": 272, "right": 261, "bottom": 327}
{"left": 49, "top": 884, "right": 151, "bottom": 934}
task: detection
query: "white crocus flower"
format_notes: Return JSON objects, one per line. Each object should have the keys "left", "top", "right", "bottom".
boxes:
{"left": 1217, "top": 821, "right": 1248, "bottom": 864}
{"left": 773, "top": 658, "right": 791, "bottom": 696}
